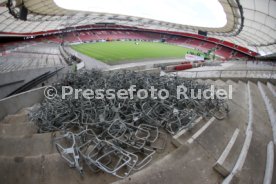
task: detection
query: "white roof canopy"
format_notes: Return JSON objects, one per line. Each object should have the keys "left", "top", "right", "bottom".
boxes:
{"left": 0, "top": 0, "right": 275, "bottom": 55}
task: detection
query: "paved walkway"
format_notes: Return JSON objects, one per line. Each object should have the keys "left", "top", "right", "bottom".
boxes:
{"left": 65, "top": 47, "right": 109, "bottom": 70}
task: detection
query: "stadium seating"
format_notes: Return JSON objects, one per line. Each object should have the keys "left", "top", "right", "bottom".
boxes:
{"left": 0, "top": 29, "right": 251, "bottom": 59}
{"left": 46, "top": 35, "right": 63, "bottom": 43}
{"left": 166, "top": 37, "right": 190, "bottom": 44}
{"left": 63, "top": 30, "right": 252, "bottom": 59}
{"left": 63, "top": 33, "right": 80, "bottom": 43}
{"left": 215, "top": 46, "right": 234, "bottom": 59}
{"left": 0, "top": 43, "right": 65, "bottom": 73}
{"left": 198, "top": 42, "right": 217, "bottom": 52}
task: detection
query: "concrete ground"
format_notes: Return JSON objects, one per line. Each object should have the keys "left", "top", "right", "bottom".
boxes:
{"left": 0, "top": 79, "right": 275, "bottom": 184}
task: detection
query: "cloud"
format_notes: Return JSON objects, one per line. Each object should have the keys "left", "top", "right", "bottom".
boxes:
{"left": 54, "top": 0, "right": 227, "bottom": 28}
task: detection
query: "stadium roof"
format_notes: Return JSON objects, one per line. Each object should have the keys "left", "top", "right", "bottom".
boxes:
{"left": 54, "top": 0, "right": 228, "bottom": 28}
{"left": 0, "top": 0, "right": 275, "bottom": 55}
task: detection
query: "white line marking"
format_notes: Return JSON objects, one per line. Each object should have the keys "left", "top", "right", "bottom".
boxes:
{"left": 187, "top": 117, "right": 216, "bottom": 144}
{"left": 222, "top": 130, "right": 252, "bottom": 184}
{"left": 216, "top": 128, "right": 240, "bottom": 165}
{"left": 173, "top": 116, "right": 203, "bottom": 139}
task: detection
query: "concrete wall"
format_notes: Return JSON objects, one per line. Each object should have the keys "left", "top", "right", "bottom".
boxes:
{"left": 0, "top": 67, "right": 60, "bottom": 99}
{"left": 175, "top": 70, "right": 276, "bottom": 84}
{"left": 0, "top": 87, "right": 46, "bottom": 120}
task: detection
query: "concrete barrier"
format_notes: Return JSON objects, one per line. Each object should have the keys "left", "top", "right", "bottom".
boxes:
{"left": 222, "top": 83, "right": 253, "bottom": 184}
{"left": 107, "top": 65, "right": 147, "bottom": 72}
{"left": 221, "top": 71, "right": 247, "bottom": 79}
{"left": 0, "top": 87, "right": 46, "bottom": 121}
{"left": 174, "top": 70, "right": 276, "bottom": 82}
{"left": 258, "top": 82, "right": 276, "bottom": 144}
{"left": 197, "top": 71, "right": 221, "bottom": 78}
{"left": 213, "top": 128, "right": 240, "bottom": 177}
{"left": 135, "top": 68, "right": 161, "bottom": 75}
{"left": 176, "top": 72, "right": 197, "bottom": 78}
{"left": 153, "top": 62, "right": 183, "bottom": 68}
{"left": 247, "top": 71, "right": 272, "bottom": 79}
{"left": 263, "top": 141, "right": 274, "bottom": 184}
{"left": 267, "top": 82, "right": 276, "bottom": 97}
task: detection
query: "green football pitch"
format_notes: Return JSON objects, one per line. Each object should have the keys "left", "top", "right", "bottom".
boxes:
{"left": 71, "top": 41, "right": 204, "bottom": 64}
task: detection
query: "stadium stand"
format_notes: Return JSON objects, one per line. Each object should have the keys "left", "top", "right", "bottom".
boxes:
{"left": 0, "top": 0, "right": 275, "bottom": 183}
{"left": 0, "top": 29, "right": 252, "bottom": 59}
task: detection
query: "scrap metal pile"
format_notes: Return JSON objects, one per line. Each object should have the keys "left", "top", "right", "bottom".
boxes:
{"left": 30, "top": 70, "right": 229, "bottom": 178}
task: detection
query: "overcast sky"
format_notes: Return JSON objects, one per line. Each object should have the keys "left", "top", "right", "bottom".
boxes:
{"left": 54, "top": 0, "right": 227, "bottom": 28}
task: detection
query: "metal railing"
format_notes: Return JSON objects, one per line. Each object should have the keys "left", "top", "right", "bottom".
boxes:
{"left": 176, "top": 69, "right": 276, "bottom": 80}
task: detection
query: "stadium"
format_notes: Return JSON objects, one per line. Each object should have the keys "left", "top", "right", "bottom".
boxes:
{"left": 0, "top": 0, "right": 275, "bottom": 184}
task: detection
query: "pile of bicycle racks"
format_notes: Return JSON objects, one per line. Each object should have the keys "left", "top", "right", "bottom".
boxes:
{"left": 30, "top": 70, "right": 229, "bottom": 178}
